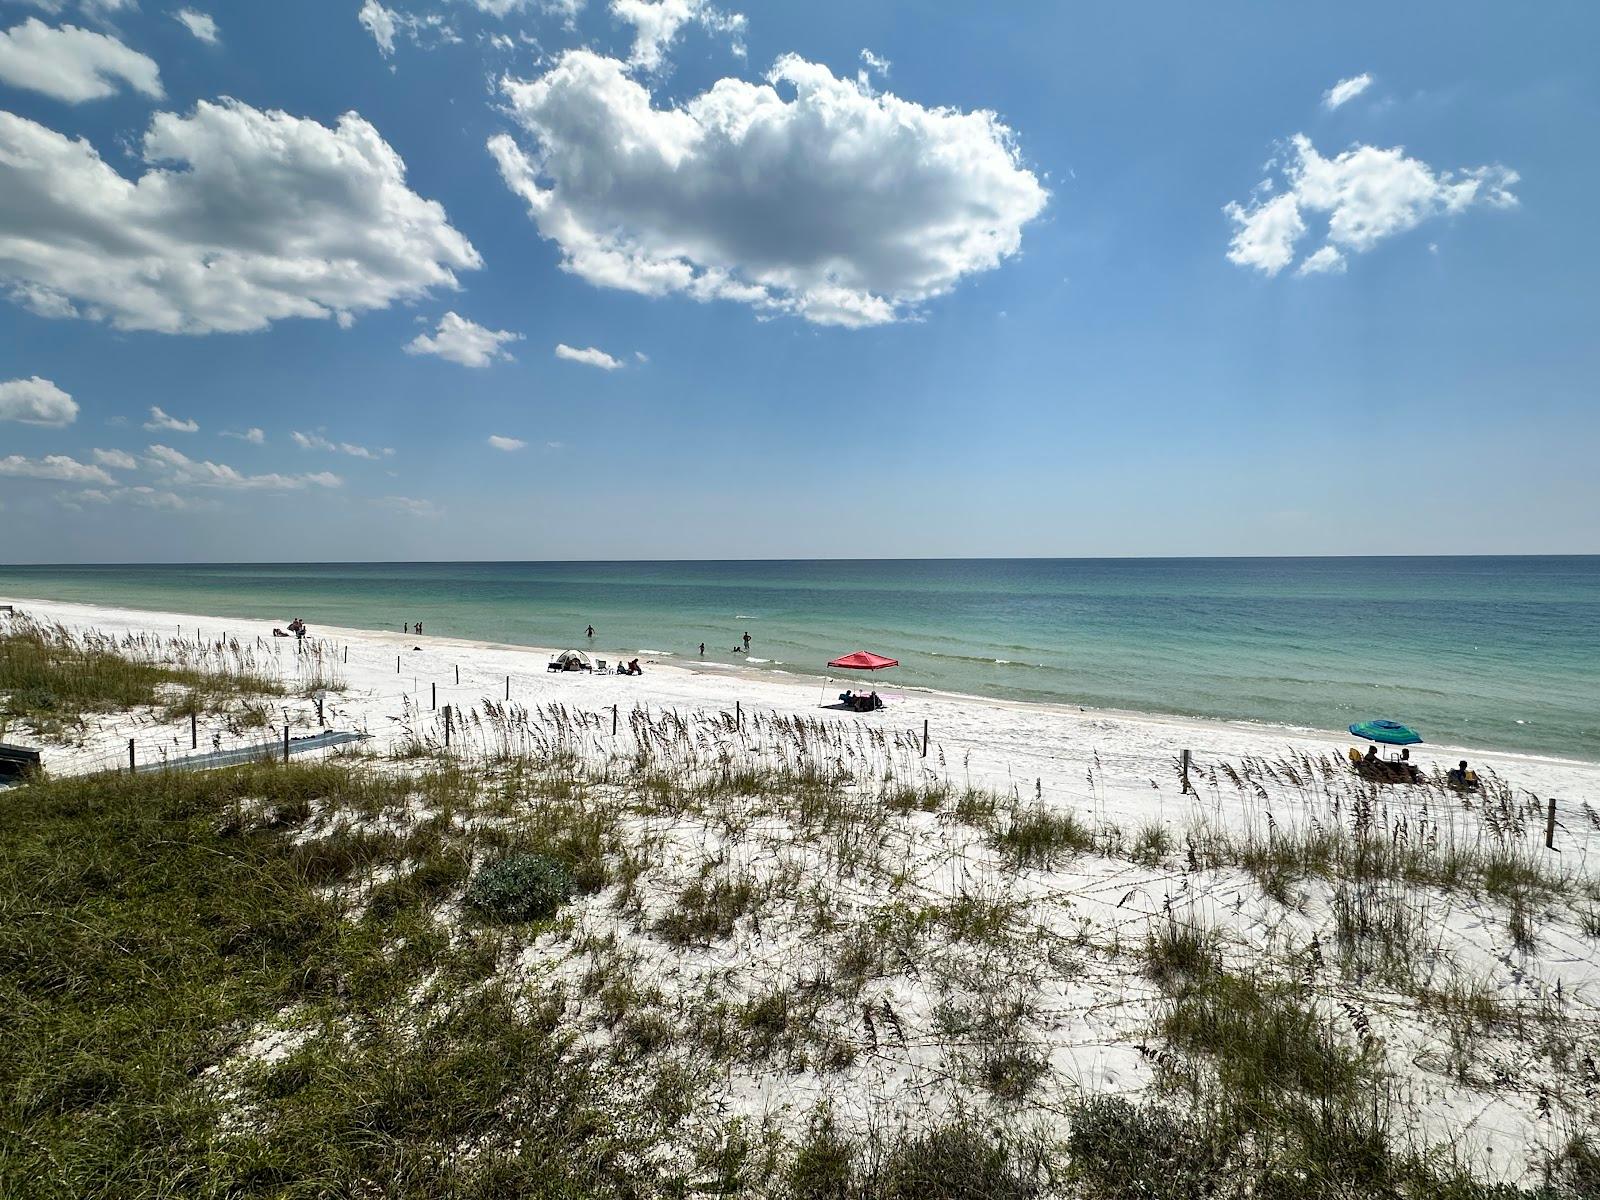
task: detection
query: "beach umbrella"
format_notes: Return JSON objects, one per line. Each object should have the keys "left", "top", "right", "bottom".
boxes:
{"left": 1349, "top": 719, "right": 1423, "bottom": 746}
{"left": 827, "top": 651, "right": 899, "bottom": 671}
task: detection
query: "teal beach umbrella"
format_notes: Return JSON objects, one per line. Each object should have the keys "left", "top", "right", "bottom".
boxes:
{"left": 1349, "top": 719, "right": 1423, "bottom": 746}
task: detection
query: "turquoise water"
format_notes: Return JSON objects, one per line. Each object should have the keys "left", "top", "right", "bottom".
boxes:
{"left": 1, "top": 558, "right": 1596, "bottom": 760}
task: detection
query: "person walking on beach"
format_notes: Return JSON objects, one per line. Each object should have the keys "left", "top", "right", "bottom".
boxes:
{"left": 742, "top": 630, "right": 751, "bottom": 651}
{"left": 586, "top": 624, "right": 595, "bottom": 639}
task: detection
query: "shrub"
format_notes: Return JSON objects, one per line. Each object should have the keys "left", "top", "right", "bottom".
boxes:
{"left": 464, "top": 853, "right": 572, "bottom": 922}
{"left": 1066, "top": 1095, "right": 1219, "bottom": 1198}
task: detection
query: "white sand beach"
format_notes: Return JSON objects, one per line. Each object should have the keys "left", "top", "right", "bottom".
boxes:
{"left": 4, "top": 594, "right": 1598, "bottom": 1186}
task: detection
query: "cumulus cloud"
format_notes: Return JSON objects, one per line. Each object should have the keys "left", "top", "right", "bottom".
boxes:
{"left": 1322, "top": 73, "right": 1373, "bottom": 112}
{"left": 0, "top": 100, "right": 480, "bottom": 333}
{"left": 0, "top": 18, "right": 163, "bottom": 102}
{"left": 554, "top": 342, "right": 623, "bottom": 370}
{"left": 491, "top": 52, "right": 1047, "bottom": 327}
{"left": 487, "top": 434, "right": 526, "bottom": 451}
{"left": 0, "top": 453, "right": 113, "bottom": 484}
{"left": 291, "top": 431, "right": 394, "bottom": 460}
{"left": 173, "top": 8, "right": 218, "bottom": 44}
{"left": 146, "top": 444, "right": 342, "bottom": 490}
{"left": 0, "top": 375, "right": 78, "bottom": 425}
{"left": 1224, "top": 134, "right": 1518, "bottom": 277}
{"left": 610, "top": 0, "right": 745, "bottom": 72}
{"left": 144, "top": 405, "right": 198, "bottom": 432}
{"left": 91, "top": 447, "right": 137, "bottom": 469}
{"left": 358, "top": 0, "right": 397, "bottom": 54}
{"left": 221, "top": 427, "right": 265, "bottom": 444}
{"left": 76, "top": 485, "right": 196, "bottom": 510}
{"left": 405, "top": 312, "right": 521, "bottom": 367}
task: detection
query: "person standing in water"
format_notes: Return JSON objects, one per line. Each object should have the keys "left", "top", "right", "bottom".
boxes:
{"left": 699, "top": 642, "right": 705, "bottom": 656}
{"left": 742, "top": 630, "right": 751, "bottom": 651}
{"left": 586, "top": 624, "right": 595, "bottom": 638}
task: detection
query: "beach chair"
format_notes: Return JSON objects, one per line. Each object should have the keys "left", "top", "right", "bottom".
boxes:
{"left": 595, "top": 659, "right": 608, "bottom": 674}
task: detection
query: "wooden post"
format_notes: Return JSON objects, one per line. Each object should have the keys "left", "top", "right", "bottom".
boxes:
{"left": 282, "top": 725, "right": 290, "bottom": 763}
{"left": 191, "top": 710, "right": 197, "bottom": 750}
{"left": 1546, "top": 797, "right": 1558, "bottom": 850}
{"left": 396, "top": 655, "right": 400, "bottom": 674}
{"left": 922, "top": 719, "right": 929, "bottom": 758}
{"left": 431, "top": 682, "right": 436, "bottom": 711}
{"left": 455, "top": 664, "right": 460, "bottom": 685}
{"left": 343, "top": 645, "right": 348, "bottom": 664}
{"left": 444, "top": 706, "right": 452, "bottom": 748}
{"left": 736, "top": 701, "right": 742, "bottom": 730}
{"left": 128, "top": 738, "right": 135, "bottom": 773}
{"left": 1181, "top": 749, "right": 1192, "bottom": 795}
{"left": 505, "top": 674, "right": 510, "bottom": 701}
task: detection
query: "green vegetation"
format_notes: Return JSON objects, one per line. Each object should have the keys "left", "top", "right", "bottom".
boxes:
{"left": 0, "top": 617, "right": 288, "bottom": 739}
{"left": 464, "top": 852, "right": 573, "bottom": 922}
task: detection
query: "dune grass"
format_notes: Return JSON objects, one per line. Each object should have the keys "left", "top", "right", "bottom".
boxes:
{"left": 0, "top": 617, "right": 289, "bottom": 739}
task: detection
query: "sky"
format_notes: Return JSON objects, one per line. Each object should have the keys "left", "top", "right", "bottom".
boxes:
{"left": 0, "top": 0, "right": 1597, "bottom": 562}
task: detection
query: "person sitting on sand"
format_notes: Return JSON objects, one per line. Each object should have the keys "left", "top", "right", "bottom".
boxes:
{"left": 624, "top": 658, "right": 642, "bottom": 676}
{"left": 1363, "top": 745, "right": 1378, "bottom": 764}
{"left": 272, "top": 627, "right": 289, "bottom": 637}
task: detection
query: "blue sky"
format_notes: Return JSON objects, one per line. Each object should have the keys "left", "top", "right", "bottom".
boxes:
{"left": 0, "top": 0, "right": 1596, "bottom": 562}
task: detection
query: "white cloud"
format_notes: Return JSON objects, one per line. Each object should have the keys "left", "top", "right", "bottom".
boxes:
{"left": 291, "top": 431, "right": 393, "bottom": 460}
{"left": 144, "top": 405, "right": 199, "bottom": 432}
{"left": 0, "top": 375, "right": 78, "bottom": 425}
{"left": 0, "top": 453, "right": 113, "bottom": 484}
{"left": 487, "top": 434, "right": 526, "bottom": 451}
{"left": 1296, "top": 245, "right": 1346, "bottom": 276}
{"left": 77, "top": 484, "right": 196, "bottom": 510}
{"left": 358, "top": 0, "right": 397, "bottom": 55}
{"left": 173, "top": 8, "right": 218, "bottom": 45}
{"left": 610, "top": 0, "right": 744, "bottom": 72}
{"left": 859, "top": 48, "right": 890, "bottom": 76}
{"left": 0, "top": 18, "right": 162, "bottom": 103}
{"left": 379, "top": 494, "right": 442, "bottom": 517}
{"left": 491, "top": 52, "right": 1047, "bottom": 327}
{"left": 91, "top": 447, "right": 137, "bottom": 469}
{"left": 554, "top": 342, "right": 623, "bottom": 370}
{"left": 0, "top": 100, "right": 480, "bottom": 333}
{"left": 1225, "top": 134, "right": 1517, "bottom": 277}
{"left": 1322, "top": 73, "right": 1373, "bottom": 112}
{"left": 360, "top": 1, "right": 462, "bottom": 56}
{"left": 20, "top": 1, "right": 138, "bottom": 19}
{"left": 405, "top": 311, "right": 521, "bottom": 367}
{"left": 221, "top": 427, "right": 265, "bottom": 444}
{"left": 146, "top": 444, "right": 342, "bottom": 490}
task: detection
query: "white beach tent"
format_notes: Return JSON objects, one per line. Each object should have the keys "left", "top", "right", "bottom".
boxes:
{"left": 550, "top": 649, "right": 593, "bottom": 671}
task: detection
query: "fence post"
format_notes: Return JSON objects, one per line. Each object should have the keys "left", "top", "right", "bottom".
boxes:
{"left": 396, "top": 655, "right": 400, "bottom": 674}
{"left": 612, "top": 704, "right": 618, "bottom": 737}
{"left": 431, "top": 682, "right": 436, "bottom": 711}
{"left": 344, "top": 645, "right": 348, "bottom": 664}
{"left": 736, "top": 701, "right": 742, "bottom": 730}
{"left": 1547, "top": 797, "right": 1558, "bottom": 850}
{"left": 444, "top": 705, "right": 452, "bottom": 748}
{"left": 922, "top": 719, "right": 929, "bottom": 758}
{"left": 1181, "top": 749, "right": 1192, "bottom": 795}
{"left": 128, "top": 738, "right": 135, "bottom": 773}
{"left": 191, "top": 710, "right": 197, "bottom": 750}
{"left": 455, "top": 664, "right": 460, "bottom": 685}
{"left": 505, "top": 674, "right": 510, "bottom": 701}
{"left": 283, "top": 725, "right": 290, "bottom": 763}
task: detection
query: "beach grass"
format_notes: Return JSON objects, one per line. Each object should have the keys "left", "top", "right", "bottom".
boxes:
{"left": 4, "top": 634, "right": 1598, "bottom": 1198}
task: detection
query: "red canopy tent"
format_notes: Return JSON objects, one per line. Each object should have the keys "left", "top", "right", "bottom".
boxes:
{"left": 828, "top": 651, "right": 899, "bottom": 671}
{"left": 826, "top": 651, "right": 898, "bottom": 710}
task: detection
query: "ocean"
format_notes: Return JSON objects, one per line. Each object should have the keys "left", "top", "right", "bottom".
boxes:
{"left": 1, "top": 557, "right": 1596, "bottom": 761}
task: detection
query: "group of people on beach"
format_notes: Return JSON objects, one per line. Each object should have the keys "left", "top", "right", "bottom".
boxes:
{"left": 272, "top": 617, "right": 309, "bottom": 642}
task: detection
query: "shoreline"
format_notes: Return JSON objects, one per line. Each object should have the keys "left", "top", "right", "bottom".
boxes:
{"left": 5, "top": 589, "right": 1596, "bottom": 774}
